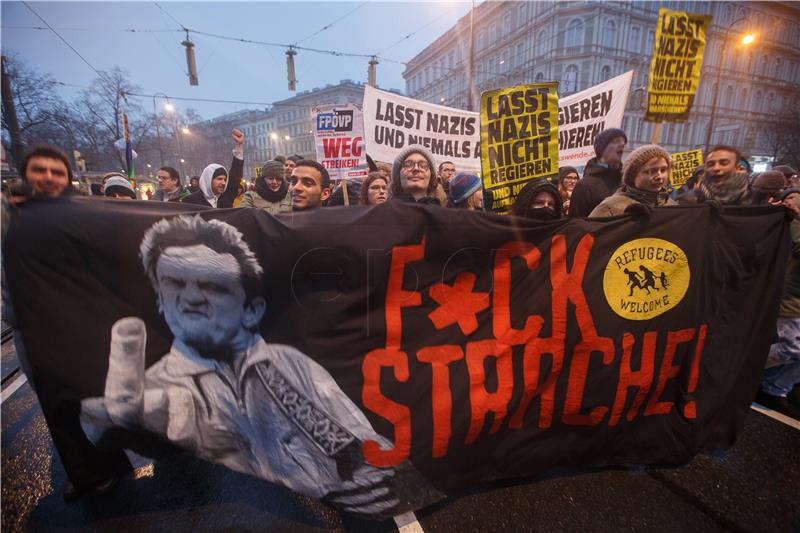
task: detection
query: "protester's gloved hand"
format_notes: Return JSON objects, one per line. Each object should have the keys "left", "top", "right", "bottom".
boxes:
{"left": 104, "top": 317, "right": 147, "bottom": 426}
{"left": 624, "top": 202, "right": 652, "bottom": 219}
{"left": 703, "top": 199, "right": 723, "bottom": 215}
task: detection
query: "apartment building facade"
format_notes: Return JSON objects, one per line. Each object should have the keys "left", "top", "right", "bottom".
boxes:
{"left": 403, "top": 1, "right": 800, "bottom": 161}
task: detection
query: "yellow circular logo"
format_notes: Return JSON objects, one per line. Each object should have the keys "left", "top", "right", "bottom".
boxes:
{"left": 603, "top": 238, "right": 690, "bottom": 320}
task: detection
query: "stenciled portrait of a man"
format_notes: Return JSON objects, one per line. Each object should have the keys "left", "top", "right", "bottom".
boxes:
{"left": 80, "top": 214, "right": 441, "bottom": 517}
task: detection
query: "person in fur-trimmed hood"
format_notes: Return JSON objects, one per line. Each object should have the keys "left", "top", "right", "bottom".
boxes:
{"left": 238, "top": 160, "right": 292, "bottom": 215}
{"left": 590, "top": 144, "right": 676, "bottom": 217}
{"left": 388, "top": 144, "right": 441, "bottom": 205}
{"left": 182, "top": 129, "right": 244, "bottom": 208}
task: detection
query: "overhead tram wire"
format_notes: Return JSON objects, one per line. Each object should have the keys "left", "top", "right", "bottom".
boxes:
{"left": 20, "top": 2, "right": 105, "bottom": 78}
{"left": 292, "top": 0, "right": 370, "bottom": 47}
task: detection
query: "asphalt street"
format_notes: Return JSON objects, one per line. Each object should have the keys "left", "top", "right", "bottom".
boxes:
{"left": 2, "top": 336, "right": 798, "bottom": 533}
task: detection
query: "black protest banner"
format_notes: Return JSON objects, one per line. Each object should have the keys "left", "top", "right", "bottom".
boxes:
{"left": 4, "top": 198, "right": 788, "bottom": 519}
{"left": 480, "top": 83, "right": 559, "bottom": 213}
{"left": 645, "top": 8, "right": 711, "bottom": 122}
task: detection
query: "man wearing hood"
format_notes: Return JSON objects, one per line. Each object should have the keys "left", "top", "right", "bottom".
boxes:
{"left": 182, "top": 129, "right": 244, "bottom": 208}
{"left": 677, "top": 145, "right": 751, "bottom": 205}
{"left": 238, "top": 160, "right": 292, "bottom": 214}
{"left": 511, "top": 176, "right": 563, "bottom": 221}
{"left": 569, "top": 128, "right": 627, "bottom": 218}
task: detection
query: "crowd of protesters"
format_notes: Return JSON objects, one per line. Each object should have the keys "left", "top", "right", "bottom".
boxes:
{"left": 3, "top": 122, "right": 800, "bottom": 500}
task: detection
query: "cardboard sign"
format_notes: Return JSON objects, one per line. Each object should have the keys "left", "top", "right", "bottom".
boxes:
{"left": 670, "top": 149, "right": 703, "bottom": 188}
{"left": 480, "top": 83, "right": 559, "bottom": 213}
{"left": 363, "top": 85, "right": 480, "bottom": 173}
{"left": 645, "top": 8, "right": 711, "bottom": 122}
{"left": 558, "top": 71, "right": 633, "bottom": 170}
{"left": 313, "top": 104, "right": 368, "bottom": 180}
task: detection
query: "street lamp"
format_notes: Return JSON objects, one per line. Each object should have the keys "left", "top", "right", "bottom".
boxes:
{"left": 152, "top": 93, "right": 172, "bottom": 167}
{"left": 703, "top": 18, "right": 755, "bottom": 154}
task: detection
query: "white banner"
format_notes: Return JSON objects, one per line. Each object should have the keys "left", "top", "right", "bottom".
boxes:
{"left": 557, "top": 71, "right": 633, "bottom": 170}
{"left": 362, "top": 85, "right": 481, "bottom": 174}
{"left": 313, "top": 104, "right": 369, "bottom": 181}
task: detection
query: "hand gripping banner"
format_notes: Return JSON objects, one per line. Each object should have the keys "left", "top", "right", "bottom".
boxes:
{"left": 3, "top": 198, "right": 789, "bottom": 519}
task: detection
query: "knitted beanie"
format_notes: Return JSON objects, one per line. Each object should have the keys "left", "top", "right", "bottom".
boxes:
{"left": 261, "top": 160, "right": 285, "bottom": 181}
{"left": 390, "top": 144, "right": 437, "bottom": 194}
{"left": 449, "top": 173, "right": 481, "bottom": 204}
{"left": 593, "top": 128, "right": 627, "bottom": 158}
{"left": 621, "top": 144, "right": 672, "bottom": 186}
{"left": 104, "top": 175, "right": 136, "bottom": 198}
{"left": 773, "top": 165, "right": 797, "bottom": 178}
{"left": 751, "top": 170, "right": 787, "bottom": 193}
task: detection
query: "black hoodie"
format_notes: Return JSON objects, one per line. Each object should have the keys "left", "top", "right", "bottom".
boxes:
{"left": 568, "top": 157, "right": 622, "bottom": 218}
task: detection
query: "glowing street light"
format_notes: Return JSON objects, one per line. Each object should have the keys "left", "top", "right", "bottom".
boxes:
{"left": 181, "top": 127, "right": 191, "bottom": 135}
{"left": 270, "top": 133, "right": 278, "bottom": 140}
{"left": 164, "top": 102, "right": 175, "bottom": 113}
{"left": 704, "top": 18, "right": 755, "bottom": 153}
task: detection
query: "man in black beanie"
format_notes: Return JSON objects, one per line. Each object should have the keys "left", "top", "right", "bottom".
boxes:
{"left": 568, "top": 127, "right": 627, "bottom": 218}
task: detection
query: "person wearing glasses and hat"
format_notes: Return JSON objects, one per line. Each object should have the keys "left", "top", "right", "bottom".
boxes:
{"left": 389, "top": 145, "right": 441, "bottom": 205}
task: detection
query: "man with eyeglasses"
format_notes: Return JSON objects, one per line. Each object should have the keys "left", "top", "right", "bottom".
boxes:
{"left": 239, "top": 160, "right": 292, "bottom": 214}
{"left": 151, "top": 166, "right": 186, "bottom": 202}
{"left": 388, "top": 145, "right": 441, "bottom": 205}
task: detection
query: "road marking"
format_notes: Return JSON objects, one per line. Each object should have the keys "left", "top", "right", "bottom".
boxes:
{"left": 1, "top": 373, "right": 27, "bottom": 403}
{"left": 394, "top": 511, "right": 425, "bottom": 533}
{"left": 751, "top": 402, "right": 800, "bottom": 430}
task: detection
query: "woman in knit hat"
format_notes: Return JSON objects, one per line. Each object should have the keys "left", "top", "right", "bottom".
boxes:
{"left": 359, "top": 172, "right": 388, "bottom": 206}
{"left": 446, "top": 173, "right": 483, "bottom": 209}
{"left": 589, "top": 144, "right": 676, "bottom": 217}
{"left": 238, "top": 160, "right": 292, "bottom": 214}
{"left": 557, "top": 166, "right": 579, "bottom": 215}
{"left": 388, "top": 144, "right": 441, "bottom": 205}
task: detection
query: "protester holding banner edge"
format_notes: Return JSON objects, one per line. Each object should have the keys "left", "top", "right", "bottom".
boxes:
{"left": 589, "top": 144, "right": 676, "bottom": 217}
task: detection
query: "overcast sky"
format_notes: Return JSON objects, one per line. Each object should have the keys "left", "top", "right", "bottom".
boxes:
{"left": 2, "top": 1, "right": 474, "bottom": 119}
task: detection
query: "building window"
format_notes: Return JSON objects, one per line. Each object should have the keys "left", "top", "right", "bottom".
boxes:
{"left": 724, "top": 85, "right": 734, "bottom": 109}
{"left": 565, "top": 19, "right": 584, "bottom": 47}
{"left": 645, "top": 30, "right": 655, "bottom": 54}
{"left": 537, "top": 29, "right": 549, "bottom": 56}
{"left": 478, "top": 31, "right": 486, "bottom": 50}
{"left": 516, "top": 42, "right": 525, "bottom": 67}
{"left": 535, "top": 72, "right": 544, "bottom": 83}
{"left": 752, "top": 90, "right": 762, "bottom": 113}
{"left": 629, "top": 26, "right": 641, "bottom": 52}
{"left": 491, "top": 23, "right": 498, "bottom": 44}
{"left": 503, "top": 13, "right": 512, "bottom": 36}
{"left": 603, "top": 19, "right": 617, "bottom": 48}
{"left": 562, "top": 64, "right": 579, "bottom": 93}
{"left": 518, "top": 3, "right": 527, "bottom": 25}
{"left": 600, "top": 65, "right": 611, "bottom": 82}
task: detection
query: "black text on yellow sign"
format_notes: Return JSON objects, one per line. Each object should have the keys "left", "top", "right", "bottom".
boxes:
{"left": 645, "top": 8, "right": 710, "bottom": 122}
{"left": 480, "top": 83, "right": 559, "bottom": 213}
{"left": 669, "top": 149, "right": 703, "bottom": 189}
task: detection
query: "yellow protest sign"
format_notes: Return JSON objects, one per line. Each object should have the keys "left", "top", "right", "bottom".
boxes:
{"left": 645, "top": 8, "right": 711, "bottom": 122}
{"left": 480, "top": 83, "right": 559, "bottom": 213}
{"left": 670, "top": 149, "right": 703, "bottom": 189}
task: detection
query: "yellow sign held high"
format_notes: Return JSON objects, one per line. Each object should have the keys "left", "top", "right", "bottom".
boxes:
{"left": 480, "top": 83, "right": 559, "bottom": 213}
{"left": 645, "top": 8, "right": 711, "bottom": 122}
